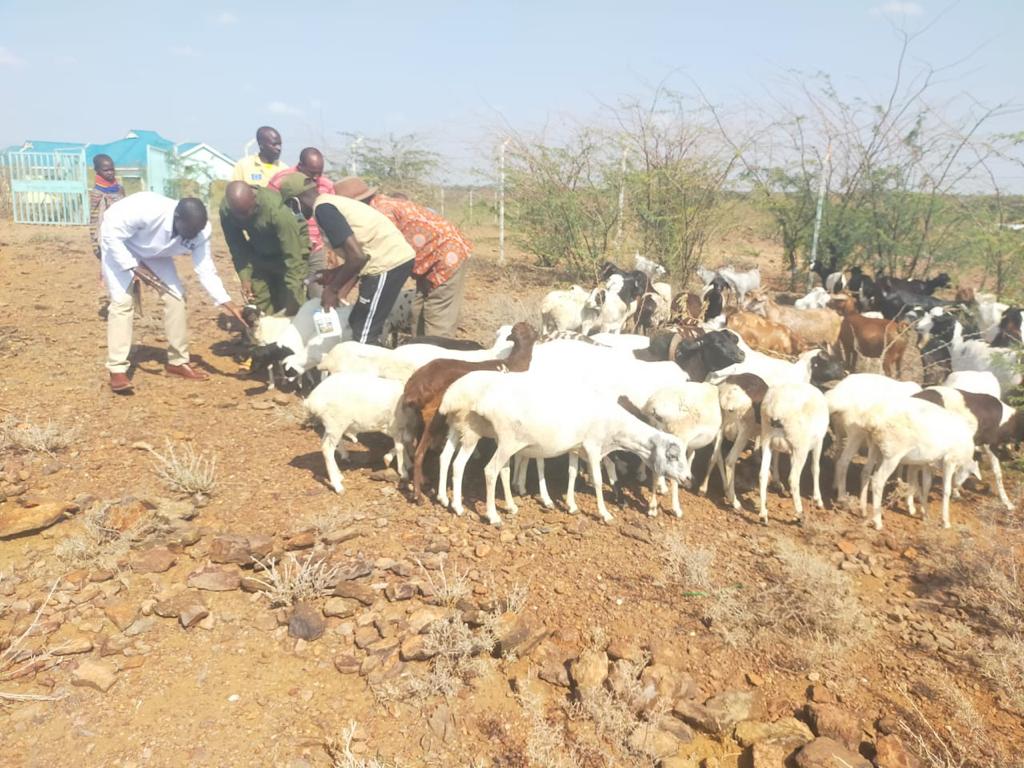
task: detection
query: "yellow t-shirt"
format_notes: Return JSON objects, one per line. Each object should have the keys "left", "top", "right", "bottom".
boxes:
{"left": 232, "top": 155, "right": 287, "bottom": 187}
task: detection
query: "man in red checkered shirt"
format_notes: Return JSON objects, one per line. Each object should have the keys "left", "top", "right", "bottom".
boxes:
{"left": 334, "top": 177, "right": 472, "bottom": 337}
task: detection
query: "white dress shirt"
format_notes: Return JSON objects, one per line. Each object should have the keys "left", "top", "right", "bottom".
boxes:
{"left": 99, "top": 191, "right": 231, "bottom": 305}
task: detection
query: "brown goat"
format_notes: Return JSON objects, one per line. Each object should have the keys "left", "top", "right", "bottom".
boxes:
{"left": 726, "top": 310, "right": 804, "bottom": 356}
{"left": 835, "top": 305, "right": 908, "bottom": 377}
{"left": 745, "top": 291, "right": 842, "bottom": 349}
{"left": 401, "top": 321, "right": 538, "bottom": 503}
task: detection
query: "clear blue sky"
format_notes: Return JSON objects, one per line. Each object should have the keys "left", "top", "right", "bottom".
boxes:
{"left": 1, "top": 0, "right": 1020, "bottom": 182}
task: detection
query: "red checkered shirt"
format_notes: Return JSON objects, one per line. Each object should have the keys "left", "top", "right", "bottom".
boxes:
{"left": 370, "top": 195, "right": 472, "bottom": 288}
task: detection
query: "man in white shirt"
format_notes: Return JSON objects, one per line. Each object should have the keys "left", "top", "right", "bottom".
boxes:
{"left": 100, "top": 192, "right": 247, "bottom": 393}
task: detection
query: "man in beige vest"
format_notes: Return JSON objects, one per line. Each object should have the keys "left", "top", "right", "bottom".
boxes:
{"left": 280, "top": 173, "right": 414, "bottom": 345}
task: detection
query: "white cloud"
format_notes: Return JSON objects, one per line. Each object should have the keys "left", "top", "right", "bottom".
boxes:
{"left": 216, "top": 11, "right": 238, "bottom": 24}
{"left": 0, "top": 46, "right": 24, "bottom": 67}
{"left": 870, "top": 2, "right": 924, "bottom": 16}
{"left": 268, "top": 100, "right": 303, "bottom": 117}
{"left": 169, "top": 44, "right": 201, "bottom": 58}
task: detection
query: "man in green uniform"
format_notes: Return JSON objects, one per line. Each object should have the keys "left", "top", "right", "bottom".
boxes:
{"left": 220, "top": 180, "right": 310, "bottom": 314}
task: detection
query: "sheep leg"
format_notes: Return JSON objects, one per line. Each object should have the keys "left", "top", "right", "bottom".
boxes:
{"left": 536, "top": 458, "right": 554, "bottom": 509}
{"left": 869, "top": 455, "right": 902, "bottom": 531}
{"left": 983, "top": 445, "right": 1014, "bottom": 511}
{"left": 770, "top": 450, "right": 782, "bottom": 491}
{"left": 647, "top": 470, "right": 659, "bottom": 518}
{"left": 723, "top": 424, "right": 750, "bottom": 511}
{"left": 834, "top": 427, "right": 865, "bottom": 500}
{"left": 483, "top": 441, "right": 520, "bottom": 526}
{"left": 602, "top": 457, "right": 622, "bottom": 505}
{"left": 500, "top": 464, "right": 518, "bottom": 516}
{"left": 859, "top": 444, "right": 879, "bottom": 519}
{"left": 322, "top": 430, "right": 345, "bottom": 494}
{"left": 586, "top": 444, "right": 613, "bottom": 523}
{"left": 670, "top": 478, "right": 682, "bottom": 518}
{"left": 906, "top": 468, "right": 918, "bottom": 518}
{"left": 810, "top": 438, "right": 824, "bottom": 510}
{"left": 391, "top": 436, "right": 408, "bottom": 483}
{"left": 565, "top": 453, "right": 580, "bottom": 514}
{"left": 411, "top": 405, "right": 440, "bottom": 504}
{"left": 941, "top": 461, "right": 955, "bottom": 529}
{"left": 758, "top": 438, "right": 773, "bottom": 525}
{"left": 789, "top": 446, "right": 808, "bottom": 522}
{"left": 436, "top": 428, "right": 458, "bottom": 508}
{"left": 919, "top": 468, "right": 933, "bottom": 520}
{"left": 699, "top": 430, "right": 724, "bottom": 496}
{"left": 511, "top": 455, "right": 528, "bottom": 496}
{"left": 450, "top": 433, "right": 481, "bottom": 517}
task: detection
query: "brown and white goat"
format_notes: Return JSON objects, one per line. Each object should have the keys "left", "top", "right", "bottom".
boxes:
{"left": 726, "top": 310, "right": 804, "bottom": 356}
{"left": 746, "top": 292, "right": 842, "bottom": 349}
{"left": 831, "top": 296, "right": 908, "bottom": 377}
{"left": 401, "top": 321, "right": 538, "bottom": 503}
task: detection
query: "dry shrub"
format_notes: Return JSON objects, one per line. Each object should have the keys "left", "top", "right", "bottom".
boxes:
{"left": 1, "top": 581, "right": 62, "bottom": 705}
{"left": 0, "top": 416, "right": 75, "bottom": 456}
{"left": 518, "top": 686, "right": 583, "bottom": 768}
{"left": 662, "top": 533, "right": 866, "bottom": 668}
{"left": 250, "top": 553, "right": 339, "bottom": 607}
{"left": 54, "top": 499, "right": 163, "bottom": 573}
{"left": 324, "top": 721, "right": 400, "bottom": 768}
{"left": 150, "top": 440, "right": 217, "bottom": 496}
{"left": 894, "top": 670, "right": 1010, "bottom": 768}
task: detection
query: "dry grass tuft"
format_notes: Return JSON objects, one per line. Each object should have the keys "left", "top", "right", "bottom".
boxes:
{"left": 519, "top": 687, "right": 583, "bottom": 768}
{"left": 324, "top": 721, "right": 400, "bottom": 768}
{"left": 250, "top": 553, "right": 339, "bottom": 607}
{"left": 662, "top": 532, "right": 866, "bottom": 668}
{"left": 0, "top": 416, "right": 75, "bottom": 456}
{"left": 53, "top": 500, "right": 163, "bottom": 573}
{"left": 150, "top": 440, "right": 217, "bottom": 496}
{"left": 1, "top": 581, "right": 63, "bottom": 705}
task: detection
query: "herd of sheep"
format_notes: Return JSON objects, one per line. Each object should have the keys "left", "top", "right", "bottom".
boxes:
{"left": 244, "top": 255, "right": 1023, "bottom": 532}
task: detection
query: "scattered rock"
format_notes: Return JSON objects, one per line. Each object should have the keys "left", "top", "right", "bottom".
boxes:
{"left": 751, "top": 741, "right": 799, "bottom": 768}
{"left": 323, "top": 597, "right": 356, "bottom": 618}
{"left": 103, "top": 600, "right": 139, "bottom": 633}
{"left": 334, "top": 655, "right": 361, "bottom": 674}
{"left": 369, "top": 467, "right": 400, "bottom": 482}
{"left": 288, "top": 602, "right": 325, "bottom": 641}
{"left": 131, "top": 441, "right": 155, "bottom": 452}
{"left": 354, "top": 625, "right": 381, "bottom": 650}
{"left": 323, "top": 526, "right": 361, "bottom": 545}
{"left": 333, "top": 582, "right": 375, "bottom": 605}
{"left": 283, "top": 531, "right": 316, "bottom": 550}
{"left": 569, "top": 649, "right": 609, "bottom": 694}
{"left": 51, "top": 632, "right": 94, "bottom": 656}
{"left": 627, "top": 724, "right": 679, "bottom": 761}
{"left": 154, "top": 592, "right": 208, "bottom": 630}
{"left": 103, "top": 498, "right": 152, "bottom": 532}
{"left": 606, "top": 637, "right": 645, "bottom": 664}
{"left": 385, "top": 582, "right": 416, "bottom": 601}
{"left": 131, "top": 546, "right": 177, "bottom": 574}
{"left": 874, "top": 734, "right": 919, "bottom": 768}
{"left": 123, "top": 616, "right": 157, "bottom": 637}
{"left": 335, "top": 560, "right": 373, "bottom": 582}
{"left": 494, "top": 613, "right": 548, "bottom": 657}
{"left": 746, "top": 671, "right": 764, "bottom": 687}
{"left": 71, "top": 659, "right": 118, "bottom": 692}
{"left": 0, "top": 500, "right": 76, "bottom": 538}
{"left": 400, "top": 635, "right": 436, "bottom": 661}
{"left": 836, "top": 539, "right": 859, "bottom": 556}
{"left": 533, "top": 640, "right": 573, "bottom": 688}
{"left": 808, "top": 685, "right": 837, "bottom": 705}
{"left": 209, "top": 534, "right": 254, "bottom": 565}
{"left": 805, "top": 702, "right": 865, "bottom": 751}
{"left": 734, "top": 717, "right": 814, "bottom": 748}
{"left": 794, "top": 737, "right": 870, "bottom": 768}
{"left": 253, "top": 613, "right": 278, "bottom": 632}
{"left": 703, "top": 689, "right": 767, "bottom": 733}
{"left": 187, "top": 565, "right": 241, "bottom": 592}
{"left": 179, "top": 602, "right": 210, "bottom": 630}
{"left": 407, "top": 606, "right": 446, "bottom": 634}
{"left": 251, "top": 401, "right": 275, "bottom": 411}
{"left": 427, "top": 703, "right": 456, "bottom": 744}
{"left": 639, "top": 664, "right": 698, "bottom": 714}
{"left": 474, "top": 543, "right": 491, "bottom": 558}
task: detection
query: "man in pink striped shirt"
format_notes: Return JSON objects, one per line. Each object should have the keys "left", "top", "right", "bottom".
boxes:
{"left": 268, "top": 147, "right": 333, "bottom": 299}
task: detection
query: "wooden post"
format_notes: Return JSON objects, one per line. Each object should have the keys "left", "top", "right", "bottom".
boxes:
{"left": 468, "top": 188, "right": 474, "bottom": 225}
{"left": 615, "top": 143, "right": 628, "bottom": 248}
{"left": 808, "top": 142, "right": 832, "bottom": 289}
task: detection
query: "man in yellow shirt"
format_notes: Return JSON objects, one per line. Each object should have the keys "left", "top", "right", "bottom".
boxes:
{"left": 232, "top": 126, "right": 286, "bottom": 187}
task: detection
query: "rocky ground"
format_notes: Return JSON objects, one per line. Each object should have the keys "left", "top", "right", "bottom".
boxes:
{"left": 0, "top": 219, "right": 1022, "bottom": 768}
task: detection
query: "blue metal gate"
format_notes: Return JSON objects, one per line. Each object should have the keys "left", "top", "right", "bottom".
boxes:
{"left": 5, "top": 149, "right": 88, "bottom": 225}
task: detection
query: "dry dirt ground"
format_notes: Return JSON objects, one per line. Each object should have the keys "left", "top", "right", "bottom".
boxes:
{"left": 1, "top": 219, "right": 1022, "bottom": 768}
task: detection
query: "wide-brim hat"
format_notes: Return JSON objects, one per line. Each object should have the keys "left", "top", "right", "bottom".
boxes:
{"left": 278, "top": 172, "right": 317, "bottom": 201}
{"left": 334, "top": 176, "right": 376, "bottom": 201}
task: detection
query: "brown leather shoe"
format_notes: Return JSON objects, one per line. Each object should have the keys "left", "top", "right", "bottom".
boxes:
{"left": 109, "top": 372, "right": 134, "bottom": 392}
{"left": 165, "top": 363, "right": 209, "bottom": 381}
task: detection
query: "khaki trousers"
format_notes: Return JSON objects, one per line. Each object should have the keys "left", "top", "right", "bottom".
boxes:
{"left": 413, "top": 259, "right": 468, "bottom": 337}
{"left": 106, "top": 291, "right": 189, "bottom": 373}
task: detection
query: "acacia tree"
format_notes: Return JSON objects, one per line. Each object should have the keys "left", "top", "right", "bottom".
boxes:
{"left": 337, "top": 132, "right": 440, "bottom": 197}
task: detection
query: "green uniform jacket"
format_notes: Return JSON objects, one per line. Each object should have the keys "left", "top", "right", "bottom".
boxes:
{"left": 220, "top": 187, "right": 310, "bottom": 313}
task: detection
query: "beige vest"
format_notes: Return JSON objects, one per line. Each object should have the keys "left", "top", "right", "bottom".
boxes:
{"left": 314, "top": 194, "right": 414, "bottom": 276}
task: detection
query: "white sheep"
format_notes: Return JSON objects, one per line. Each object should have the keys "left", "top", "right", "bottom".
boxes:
{"left": 714, "top": 373, "right": 768, "bottom": 511}
{"left": 717, "top": 266, "right": 761, "bottom": 304}
{"left": 304, "top": 372, "right": 411, "bottom": 494}
{"left": 795, "top": 286, "right": 831, "bottom": 310}
{"left": 540, "top": 285, "right": 589, "bottom": 333}
{"left": 826, "top": 373, "right": 923, "bottom": 500}
{"left": 758, "top": 382, "right": 830, "bottom": 524}
{"left": 858, "top": 398, "right": 979, "bottom": 529}
{"left": 641, "top": 383, "right": 723, "bottom": 517}
{"left": 975, "top": 293, "right": 1010, "bottom": 343}
{"left": 438, "top": 371, "right": 691, "bottom": 525}
{"left": 942, "top": 370, "right": 1001, "bottom": 398}
{"left": 581, "top": 274, "right": 631, "bottom": 335}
